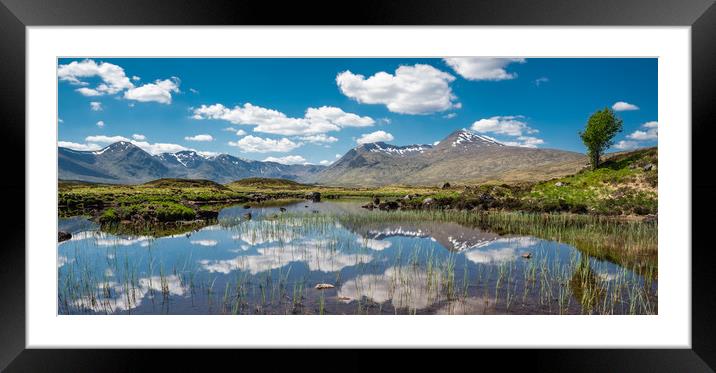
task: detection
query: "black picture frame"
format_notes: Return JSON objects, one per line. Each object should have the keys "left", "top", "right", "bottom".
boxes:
{"left": 1, "top": 0, "right": 714, "bottom": 371}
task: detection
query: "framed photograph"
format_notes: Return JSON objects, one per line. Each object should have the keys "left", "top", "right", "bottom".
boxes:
{"left": 2, "top": 0, "right": 715, "bottom": 370}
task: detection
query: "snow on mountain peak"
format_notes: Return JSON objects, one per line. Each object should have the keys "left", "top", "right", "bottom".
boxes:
{"left": 450, "top": 129, "right": 504, "bottom": 147}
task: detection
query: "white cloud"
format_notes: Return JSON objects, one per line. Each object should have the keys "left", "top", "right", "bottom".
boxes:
{"left": 612, "top": 101, "right": 639, "bottom": 111}
{"left": 184, "top": 134, "right": 214, "bottom": 142}
{"left": 200, "top": 243, "right": 371, "bottom": 275}
{"left": 58, "top": 59, "right": 134, "bottom": 95}
{"left": 58, "top": 60, "right": 181, "bottom": 106}
{"left": 500, "top": 136, "right": 545, "bottom": 148}
{"left": 131, "top": 76, "right": 141, "bottom": 81}
{"left": 627, "top": 129, "right": 657, "bottom": 141}
{"left": 471, "top": 116, "right": 544, "bottom": 148}
{"left": 123, "top": 78, "right": 180, "bottom": 104}
{"left": 626, "top": 120, "right": 658, "bottom": 141}
{"left": 90, "top": 101, "right": 103, "bottom": 111}
{"left": 614, "top": 140, "right": 640, "bottom": 150}
{"left": 443, "top": 113, "right": 457, "bottom": 119}
{"left": 263, "top": 155, "right": 308, "bottom": 165}
{"left": 465, "top": 247, "right": 517, "bottom": 264}
{"left": 58, "top": 141, "right": 102, "bottom": 151}
{"left": 85, "top": 135, "right": 129, "bottom": 143}
{"left": 228, "top": 135, "right": 301, "bottom": 153}
{"left": 471, "top": 115, "right": 537, "bottom": 137}
{"left": 336, "top": 64, "right": 459, "bottom": 115}
{"left": 76, "top": 87, "right": 102, "bottom": 96}
{"left": 58, "top": 118, "right": 64, "bottom": 123}
{"left": 618, "top": 120, "right": 658, "bottom": 149}
{"left": 299, "top": 134, "right": 338, "bottom": 144}
{"left": 95, "top": 120, "right": 105, "bottom": 128}
{"left": 235, "top": 129, "right": 247, "bottom": 136}
{"left": 356, "top": 130, "right": 394, "bottom": 144}
{"left": 131, "top": 141, "right": 189, "bottom": 155}
{"left": 338, "top": 266, "right": 438, "bottom": 310}
{"left": 534, "top": 77, "right": 549, "bottom": 86}
{"left": 443, "top": 58, "right": 525, "bottom": 81}
{"left": 305, "top": 106, "right": 374, "bottom": 128}
{"left": 189, "top": 88, "right": 199, "bottom": 94}
{"left": 335, "top": 153, "right": 342, "bottom": 158}
{"left": 356, "top": 237, "right": 392, "bottom": 251}
{"left": 319, "top": 160, "right": 333, "bottom": 165}
{"left": 190, "top": 240, "right": 218, "bottom": 247}
{"left": 131, "top": 134, "right": 146, "bottom": 141}
{"left": 222, "top": 127, "right": 237, "bottom": 132}
{"left": 78, "top": 135, "right": 192, "bottom": 155}
{"left": 193, "top": 103, "right": 374, "bottom": 136}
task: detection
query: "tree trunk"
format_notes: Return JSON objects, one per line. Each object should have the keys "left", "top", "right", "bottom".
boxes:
{"left": 592, "top": 152, "right": 600, "bottom": 170}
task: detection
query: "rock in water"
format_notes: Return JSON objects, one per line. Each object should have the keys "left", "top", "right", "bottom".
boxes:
{"left": 378, "top": 201, "right": 400, "bottom": 211}
{"left": 306, "top": 192, "right": 321, "bottom": 202}
{"left": 279, "top": 207, "right": 287, "bottom": 212}
{"left": 315, "top": 283, "right": 335, "bottom": 290}
{"left": 521, "top": 252, "right": 532, "bottom": 259}
{"left": 58, "top": 231, "right": 72, "bottom": 242}
{"left": 243, "top": 212, "right": 252, "bottom": 220}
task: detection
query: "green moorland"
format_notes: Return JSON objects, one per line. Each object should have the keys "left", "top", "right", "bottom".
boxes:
{"left": 59, "top": 147, "right": 657, "bottom": 222}
{"left": 59, "top": 148, "right": 657, "bottom": 273}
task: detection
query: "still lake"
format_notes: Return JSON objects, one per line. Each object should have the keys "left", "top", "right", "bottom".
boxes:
{"left": 58, "top": 199, "right": 657, "bottom": 315}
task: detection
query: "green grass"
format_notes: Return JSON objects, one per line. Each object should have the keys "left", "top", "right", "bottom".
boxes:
{"left": 391, "top": 147, "right": 658, "bottom": 216}
{"left": 99, "top": 201, "right": 196, "bottom": 223}
{"left": 333, "top": 209, "right": 657, "bottom": 278}
{"left": 142, "top": 178, "right": 230, "bottom": 190}
{"left": 524, "top": 148, "right": 658, "bottom": 215}
{"left": 226, "top": 177, "right": 305, "bottom": 189}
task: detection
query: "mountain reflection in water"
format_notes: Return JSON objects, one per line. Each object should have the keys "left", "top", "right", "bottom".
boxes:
{"left": 58, "top": 200, "right": 657, "bottom": 315}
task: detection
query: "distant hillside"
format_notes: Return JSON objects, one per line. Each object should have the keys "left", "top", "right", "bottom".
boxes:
{"left": 227, "top": 177, "right": 303, "bottom": 187}
{"left": 58, "top": 141, "right": 326, "bottom": 184}
{"left": 143, "top": 178, "right": 229, "bottom": 190}
{"left": 309, "top": 129, "right": 587, "bottom": 187}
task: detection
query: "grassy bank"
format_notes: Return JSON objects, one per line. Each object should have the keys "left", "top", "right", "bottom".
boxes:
{"left": 326, "top": 209, "right": 656, "bottom": 279}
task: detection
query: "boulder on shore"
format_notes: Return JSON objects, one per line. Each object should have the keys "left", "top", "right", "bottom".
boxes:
{"left": 378, "top": 201, "right": 400, "bottom": 211}
{"left": 306, "top": 192, "right": 321, "bottom": 202}
{"left": 58, "top": 231, "right": 72, "bottom": 242}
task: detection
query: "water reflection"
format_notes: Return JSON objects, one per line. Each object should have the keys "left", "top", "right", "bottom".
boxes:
{"left": 58, "top": 200, "right": 657, "bottom": 315}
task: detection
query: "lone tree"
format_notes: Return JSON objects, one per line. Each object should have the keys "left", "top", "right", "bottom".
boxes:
{"left": 580, "top": 108, "right": 623, "bottom": 169}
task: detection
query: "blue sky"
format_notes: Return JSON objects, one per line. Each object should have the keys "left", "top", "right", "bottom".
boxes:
{"left": 57, "top": 58, "right": 657, "bottom": 165}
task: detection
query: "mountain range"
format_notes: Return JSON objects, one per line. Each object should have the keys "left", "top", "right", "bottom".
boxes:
{"left": 308, "top": 129, "right": 586, "bottom": 186}
{"left": 58, "top": 141, "right": 324, "bottom": 184}
{"left": 58, "top": 129, "right": 587, "bottom": 186}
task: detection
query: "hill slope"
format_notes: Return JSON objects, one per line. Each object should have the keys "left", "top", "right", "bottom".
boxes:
{"left": 311, "top": 129, "right": 587, "bottom": 187}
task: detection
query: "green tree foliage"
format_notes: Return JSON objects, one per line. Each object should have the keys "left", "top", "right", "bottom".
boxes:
{"left": 580, "top": 108, "right": 623, "bottom": 169}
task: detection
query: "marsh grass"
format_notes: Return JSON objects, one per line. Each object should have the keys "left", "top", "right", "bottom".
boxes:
{"left": 58, "top": 203, "right": 657, "bottom": 315}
